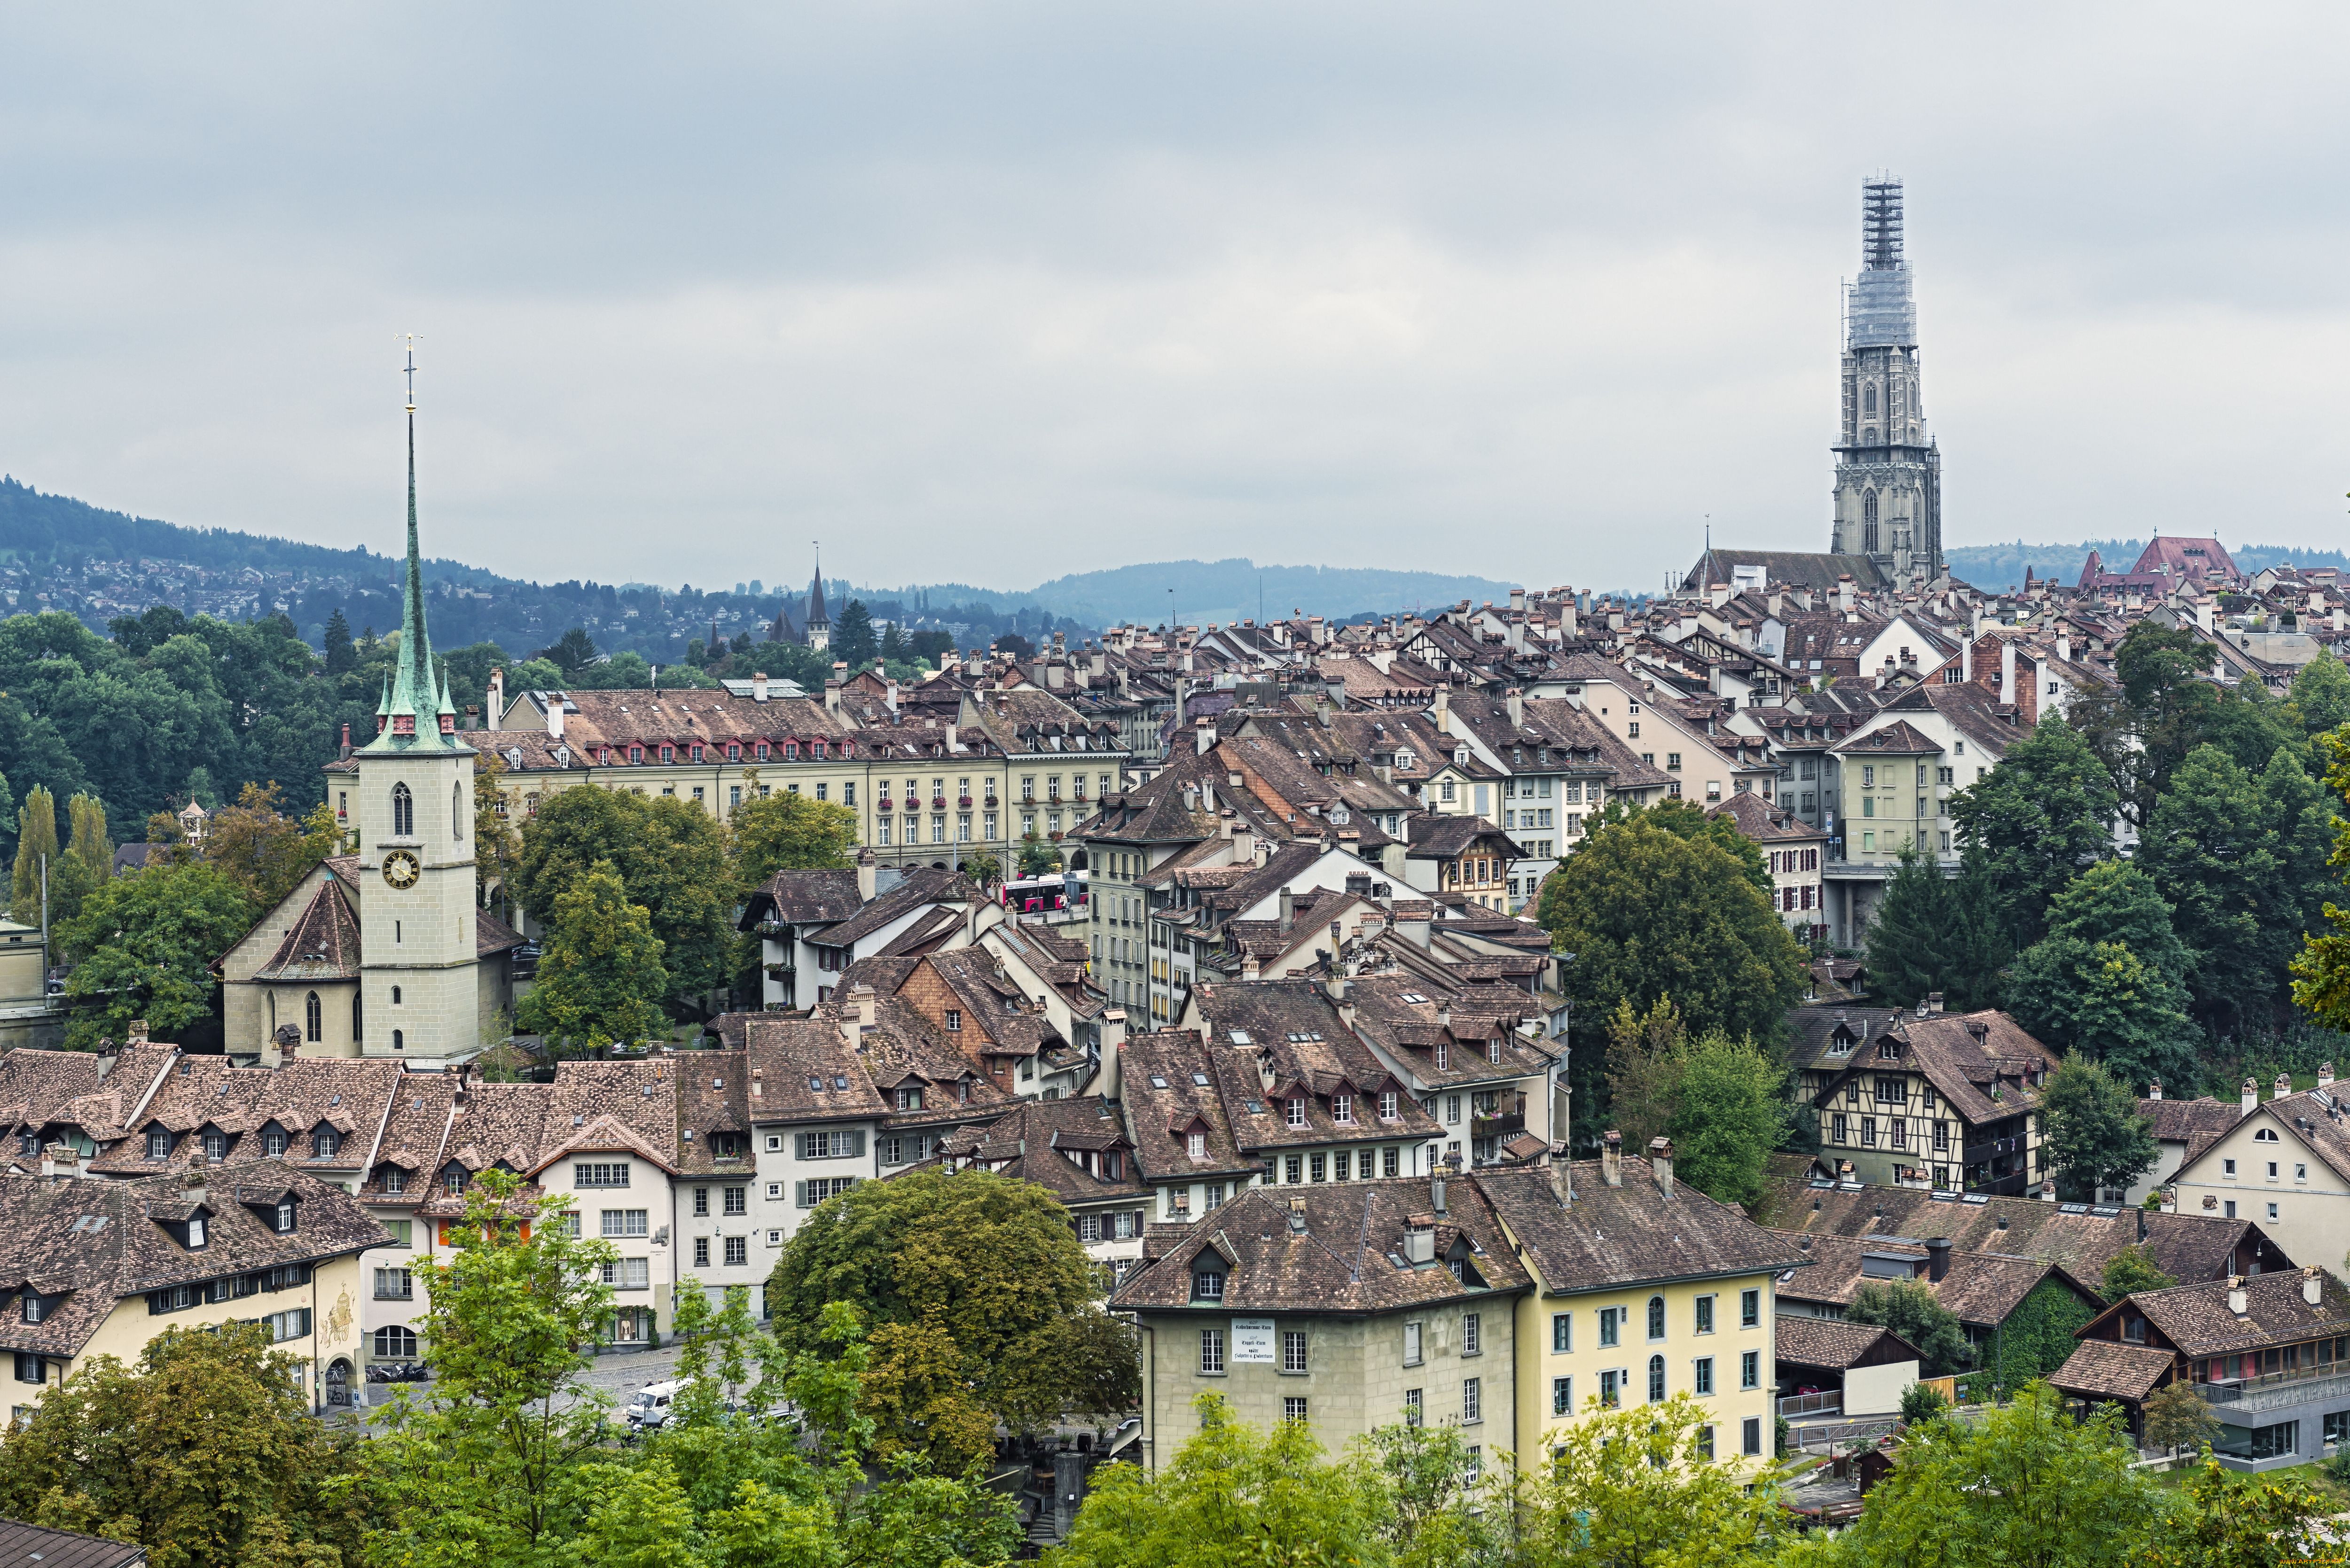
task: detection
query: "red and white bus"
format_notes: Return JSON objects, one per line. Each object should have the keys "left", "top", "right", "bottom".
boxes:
{"left": 999, "top": 872, "right": 1088, "bottom": 915}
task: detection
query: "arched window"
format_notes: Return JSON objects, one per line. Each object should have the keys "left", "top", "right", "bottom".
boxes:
{"left": 453, "top": 781, "right": 466, "bottom": 841}
{"left": 1863, "top": 491, "right": 1880, "bottom": 554}
{"left": 373, "top": 1325, "right": 419, "bottom": 1360}
{"left": 1862, "top": 382, "right": 1877, "bottom": 413}
{"left": 1648, "top": 1354, "right": 1666, "bottom": 1403}
{"left": 391, "top": 782, "right": 414, "bottom": 837}
{"left": 392, "top": 1029, "right": 404, "bottom": 1052}
{"left": 391, "top": 986, "right": 402, "bottom": 1006}
{"left": 352, "top": 993, "right": 363, "bottom": 1043}
{"left": 1647, "top": 1295, "right": 1666, "bottom": 1340}
{"left": 304, "top": 991, "right": 322, "bottom": 1042}
{"left": 313, "top": 1128, "right": 341, "bottom": 1158}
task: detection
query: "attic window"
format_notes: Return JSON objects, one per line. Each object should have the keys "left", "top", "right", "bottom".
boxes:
{"left": 274, "top": 1201, "right": 296, "bottom": 1233}
{"left": 834, "top": 1076, "right": 849, "bottom": 1091}
{"left": 1150, "top": 1075, "right": 1170, "bottom": 1089}
{"left": 1402, "top": 993, "right": 1428, "bottom": 1005}
{"left": 1230, "top": 1031, "right": 1252, "bottom": 1045}
{"left": 1192, "top": 1073, "right": 1211, "bottom": 1087}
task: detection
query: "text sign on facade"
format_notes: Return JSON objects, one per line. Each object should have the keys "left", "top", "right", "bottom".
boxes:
{"left": 1230, "top": 1318, "right": 1276, "bottom": 1363}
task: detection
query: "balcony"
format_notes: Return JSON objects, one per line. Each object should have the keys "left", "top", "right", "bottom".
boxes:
{"left": 2201, "top": 1366, "right": 2350, "bottom": 1414}
{"left": 1471, "top": 1112, "right": 1527, "bottom": 1139}
{"left": 1778, "top": 1391, "right": 1841, "bottom": 1419}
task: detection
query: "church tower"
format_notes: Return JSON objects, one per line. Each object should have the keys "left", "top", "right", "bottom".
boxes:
{"left": 1829, "top": 177, "right": 1943, "bottom": 585}
{"left": 354, "top": 343, "right": 481, "bottom": 1061}
{"left": 805, "top": 549, "right": 831, "bottom": 653}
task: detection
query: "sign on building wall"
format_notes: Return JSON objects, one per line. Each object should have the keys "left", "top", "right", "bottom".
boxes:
{"left": 1230, "top": 1318, "right": 1276, "bottom": 1363}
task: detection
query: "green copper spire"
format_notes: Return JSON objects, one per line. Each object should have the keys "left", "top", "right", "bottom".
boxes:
{"left": 363, "top": 339, "right": 459, "bottom": 753}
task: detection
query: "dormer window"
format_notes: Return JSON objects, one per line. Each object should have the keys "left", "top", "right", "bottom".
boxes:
{"left": 1192, "top": 1265, "right": 1226, "bottom": 1302}
{"left": 262, "top": 1127, "right": 288, "bottom": 1157}
{"left": 1487, "top": 1041, "right": 1503, "bottom": 1066}
{"left": 1436, "top": 1043, "right": 1450, "bottom": 1070}
{"left": 1379, "top": 1091, "right": 1399, "bottom": 1121}
{"left": 1188, "top": 1131, "right": 1206, "bottom": 1159}
{"left": 1285, "top": 1098, "right": 1307, "bottom": 1129}
{"left": 896, "top": 1086, "right": 924, "bottom": 1111}
{"left": 21, "top": 1293, "right": 45, "bottom": 1324}
{"left": 443, "top": 1165, "right": 469, "bottom": 1195}
{"left": 187, "top": 1217, "right": 207, "bottom": 1249}
{"left": 1333, "top": 1093, "right": 1355, "bottom": 1124}
{"left": 146, "top": 1129, "right": 171, "bottom": 1160}
{"left": 313, "top": 1129, "right": 341, "bottom": 1158}
{"left": 275, "top": 1202, "right": 296, "bottom": 1233}
{"left": 726, "top": 743, "right": 741, "bottom": 761}
{"left": 203, "top": 1131, "right": 227, "bottom": 1162}
{"left": 379, "top": 1166, "right": 406, "bottom": 1194}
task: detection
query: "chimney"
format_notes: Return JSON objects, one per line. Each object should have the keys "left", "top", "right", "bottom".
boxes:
{"left": 1545, "top": 1147, "right": 1573, "bottom": 1206}
{"left": 1434, "top": 684, "right": 1451, "bottom": 735}
{"left": 1278, "top": 889, "right": 1294, "bottom": 935}
{"left": 854, "top": 846, "right": 877, "bottom": 903}
{"left": 2306, "top": 1266, "right": 2324, "bottom": 1307}
{"left": 1288, "top": 1196, "right": 1308, "bottom": 1233}
{"left": 848, "top": 983, "right": 877, "bottom": 1032}
{"left": 128, "top": 1020, "right": 149, "bottom": 1044}
{"left": 1999, "top": 640, "right": 2016, "bottom": 708}
{"left": 2137, "top": 1207, "right": 2148, "bottom": 1242}
{"left": 1241, "top": 953, "right": 1261, "bottom": 982}
{"left": 752, "top": 671, "right": 769, "bottom": 703}
{"left": 2243, "top": 1077, "right": 2260, "bottom": 1116}
{"left": 2038, "top": 1179, "right": 2057, "bottom": 1202}
{"left": 1837, "top": 577, "right": 1855, "bottom": 613}
{"left": 1600, "top": 1130, "right": 1623, "bottom": 1187}
{"left": 886, "top": 679, "right": 899, "bottom": 713}
{"left": 2275, "top": 1072, "right": 2294, "bottom": 1101}
{"left": 1960, "top": 636, "right": 1973, "bottom": 684}
{"left": 1926, "top": 1236, "right": 1951, "bottom": 1283}
{"left": 1403, "top": 1221, "right": 1435, "bottom": 1265}
{"left": 1432, "top": 1173, "right": 1448, "bottom": 1216}
{"left": 2148, "top": 1079, "right": 2162, "bottom": 1102}
{"left": 2228, "top": 1276, "right": 2248, "bottom": 1317}
{"left": 1505, "top": 687, "right": 1524, "bottom": 729}
{"left": 1509, "top": 587, "right": 1526, "bottom": 613}
{"left": 2158, "top": 1186, "right": 2177, "bottom": 1215}
{"left": 1926, "top": 991, "right": 1943, "bottom": 1014}
{"left": 547, "top": 698, "right": 565, "bottom": 742}
{"left": 2057, "top": 631, "right": 2071, "bottom": 664}
{"left": 2322, "top": 1061, "right": 2336, "bottom": 1091}
{"left": 339, "top": 721, "right": 353, "bottom": 760}
{"left": 1196, "top": 719, "right": 1215, "bottom": 756}
{"left": 1649, "top": 1136, "right": 1674, "bottom": 1193}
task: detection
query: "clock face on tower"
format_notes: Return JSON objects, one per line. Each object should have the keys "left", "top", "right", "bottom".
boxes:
{"left": 382, "top": 850, "right": 421, "bottom": 890}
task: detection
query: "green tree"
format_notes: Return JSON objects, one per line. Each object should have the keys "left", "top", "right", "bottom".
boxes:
{"left": 536, "top": 626, "right": 600, "bottom": 675}
{"left": 1537, "top": 807, "right": 1807, "bottom": 1141}
{"left": 1611, "top": 795, "right": 1773, "bottom": 896}
{"left": 1516, "top": 1392, "right": 1787, "bottom": 1568}
{"left": 832, "top": 600, "right": 877, "bottom": 670}
{"left": 0, "top": 1323, "right": 367, "bottom": 1568}
{"left": 2144, "top": 1444, "right": 2324, "bottom": 1568}
{"left": 2040, "top": 1058, "right": 2159, "bottom": 1201}
{"left": 203, "top": 780, "right": 343, "bottom": 912}
{"left": 361, "top": 1169, "right": 621, "bottom": 1568}
{"left": 1600, "top": 997, "right": 1689, "bottom": 1155}
{"left": 1900, "top": 1380, "right": 1948, "bottom": 1424}
{"left": 472, "top": 751, "right": 523, "bottom": 921}
{"left": 515, "top": 785, "right": 732, "bottom": 995}
{"left": 323, "top": 607, "right": 356, "bottom": 676}
{"left": 729, "top": 783, "right": 859, "bottom": 889}
{"left": 517, "top": 859, "right": 671, "bottom": 1050}
{"left": 2009, "top": 938, "right": 2200, "bottom": 1093}
{"left": 1947, "top": 714, "right": 2120, "bottom": 947}
{"left": 10, "top": 780, "right": 58, "bottom": 923}
{"left": 1864, "top": 848, "right": 2015, "bottom": 1013}
{"left": 766, "top": 1169, "right": 1132, "bottom": 1439}
{"left": 57, "top": 858, "right": 255, "bottom": 1049}
{"left": 1353, "top": 1417, "right": 1506, "bottom": 1568}
{"left": 858, "top": 1315, "right": 1003, "bottom": 1473}
{"left": 1667, "top": 1030, "right": 1787, "bottom": 1207}
{"left": 65, "top": 791, "right": 112, "bottom": 882}
{"left": 1794, "top": 1384, "right": 2158, "bottom": 1568}
{"left": 1846, "top": 1278, "right": 1973, "bottom": 1376}
{"left": 956, "top": 848, "right": 1003, "bottom": 884}
{"left": 2139, "top": 1382, "right": 2221, "bottom": 1462}
{"left": 1017, "top": 831, "right": 1062, "bottom": 876}
{"left": 2099, "top": 1243, "right": 2177, "bottom": 1304}
{"left": 1047, "top": 1394, "right": 1394, "bottom": 1568}
{"left": 2292, "top": 726, "right": 2350, "bottom": 1032}
{"left": 2288, "top": 654, "right": 2350, "bottom": 738}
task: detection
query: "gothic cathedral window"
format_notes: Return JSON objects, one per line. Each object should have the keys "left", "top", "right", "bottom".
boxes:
{"left": 392, "top": 782, "right": 414, "bottom": 837}
{"left": 1862, "top": 382, "right": 1877, "bottom": 413}
{"left": 305, "top": 991, "right": 322, "bottom": 1042}
{"left": 1862, "top": 491, "right": 1880, "bottom": 554}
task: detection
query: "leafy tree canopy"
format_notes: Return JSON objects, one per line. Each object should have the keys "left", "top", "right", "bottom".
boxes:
{"left": 2041, "top": 1058, "right": 2160, "bottom": 1201}
{"left": 1948, "top": 714, "right": 2120, "bottom": 948}
{"left": 57, "top": 858, "right": 256, "bottom": 1049}
{"left": 2099, "top": 1243, "right": 2178, "bottom": 1304}
{"left": 516, "top": 859, "right": 671, "bottom": 1051}
{"left": 514, "top": 784, "right": 731, "bottom": 995}
{"left": 1865, "top": 846, "right": 2012, "bottom": 1012}
{"left": 1846, "top": 1278, "right": 1972, "bottom": 1376}
{"left": 766, "top": 1168, "right": 1133, "bottom": 1438}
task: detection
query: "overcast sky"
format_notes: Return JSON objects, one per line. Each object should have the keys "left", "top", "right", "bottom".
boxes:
{"left": 5, "top": 4, "right": 2348, "bottom": 595}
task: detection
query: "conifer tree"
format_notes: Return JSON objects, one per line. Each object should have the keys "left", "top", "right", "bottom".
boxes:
{"left": 9, "top": 784, "right": 57, "bottom": 924}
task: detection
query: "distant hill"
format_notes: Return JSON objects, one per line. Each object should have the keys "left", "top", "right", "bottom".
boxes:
{"left": 1014, "top": 559, "right": 1522, "bottom": 626}
{"left": 1945, "top": 538, "right": 2350, "bottom": 593}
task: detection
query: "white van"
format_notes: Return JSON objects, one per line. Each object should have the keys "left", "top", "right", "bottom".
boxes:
{"left": 625, "top": 1380, "right": 687, "bottom": 1432}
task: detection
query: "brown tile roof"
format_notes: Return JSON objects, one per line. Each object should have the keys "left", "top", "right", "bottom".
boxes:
{"left": 1479, "top": 1162, "right": 1809, "bottom": 1293}
{"left": 745, "top": 868, "right": 865, "bottom": 927}
{"left": 814, "top": 868, "right": 981, "bottom": 948}
{"left": 1810, "top": 1009, "right": 2052, "bottom": 1126}
{"left": 1188, "top": 980, "right": 1443, "bottom": 1151}
{"left": 1831, "top": 719, "right": 1943, "bottom": 757}
{"left": 1120, "top": 1031, "right": 1258, "bottom": 1183}
{"left": 249, "top": 879, "right": 362, "bottom": 983}
{"left": 946, "top": 1096, "right": 1150, "bottom": 1207}
{"left": 2048, "top": 1340, "right": 2178, "bottom": 1402}
{"left": 1752, "top": 1178, "right": 2270, "bottom": 1285}
{"left": 0, "top": 1161, "right": 391, "bottom": 1361}
{"left": 2139, "top": 1095, "right": 2241, "bottom": 1164}
{"left": 1111, "top": 1176, "right": 1532, "bottom": 1315}
{"left": 2121, "top": 1269, "right": 2350, "bottom": 1358}
{"left": 744, "top": 1015, "right": 890, "bottom": 1122}
{"left": 1767, "top": 1230, "right": 2092, "bottom": 1330}
{"left": 0, "top": 1521, "right": 147, "bottom": 1568}
{"left": 1775, "top": 1317, "right": 1918, "bottom": 1371}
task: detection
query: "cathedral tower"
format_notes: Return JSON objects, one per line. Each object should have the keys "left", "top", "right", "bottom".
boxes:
{"left": 354, "top": 343, "right": 482, "bottom": 1060}
{"left": 1829, "top": 177, "right": 1943, "bottom": 584}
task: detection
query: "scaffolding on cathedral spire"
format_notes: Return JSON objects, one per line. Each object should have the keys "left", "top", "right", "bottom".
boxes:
{"left": 364, "top": 336, "right": 461, "bottom": 754}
